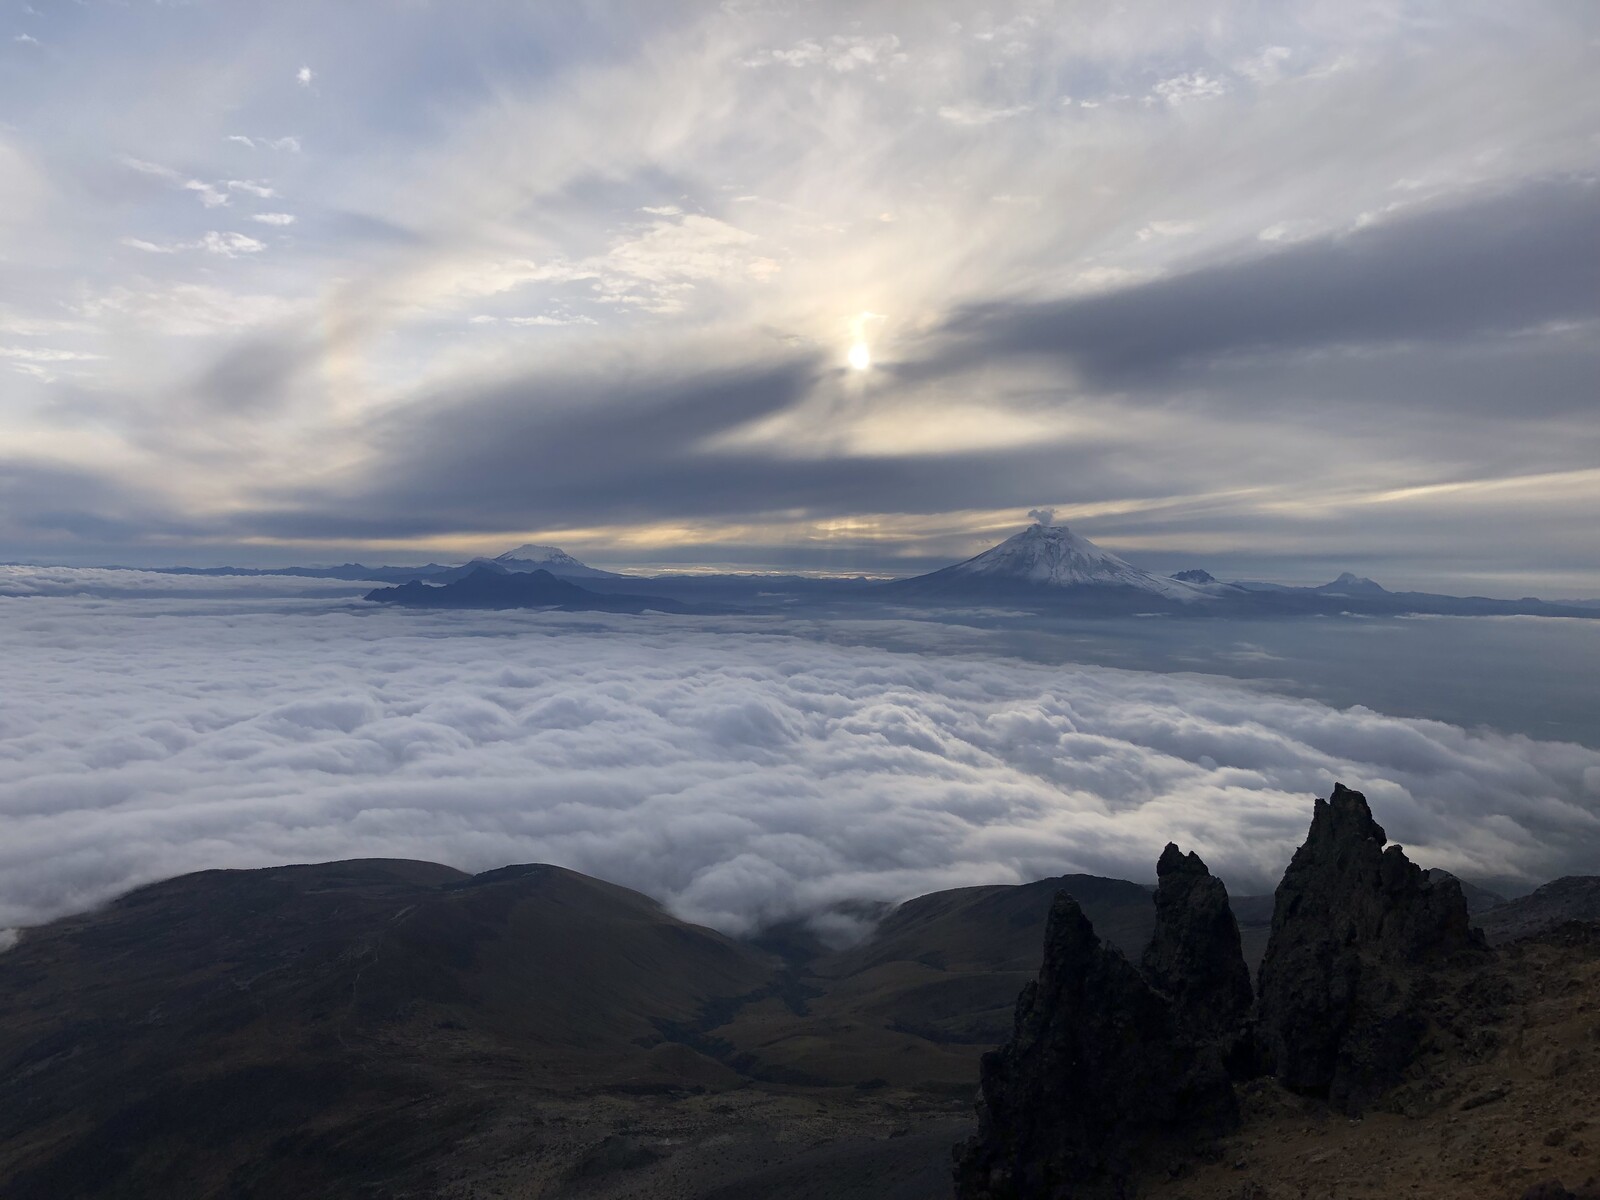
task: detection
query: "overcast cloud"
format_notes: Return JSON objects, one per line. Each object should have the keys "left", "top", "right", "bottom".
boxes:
{"left": 0, "top": 1, "right": 1595, "bottom": 591}
{"left": 2, "top": 585, "right": 1596, "bottom": 938}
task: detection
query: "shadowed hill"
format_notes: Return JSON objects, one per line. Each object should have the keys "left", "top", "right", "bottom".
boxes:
{"left": 824, "top": 873, "right": 1159, "bottom": 976}
{"left": 0, "top": 859, "right": 780, "bottom": 1198}
{"left": 1, "top": 854, "right": 1593, "bottom": 1198}
{"left": 1475, "top": 876, "right": 1600, "bottom": 944}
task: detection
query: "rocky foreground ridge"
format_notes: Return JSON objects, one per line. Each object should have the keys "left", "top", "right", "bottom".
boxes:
{"left": 0, "top": 789, "right": 1594, "bottom": 1198}
{"left": 955, "top": 784, "right": 1592, "bottom": 1200}
{"left": 954, "top": 850, "right": 1248, "bottom": 1199}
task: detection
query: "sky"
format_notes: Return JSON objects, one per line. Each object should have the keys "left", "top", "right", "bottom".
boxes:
{"left": 1, "top": 0, "right": 1596, "bottom": 593}
{"left": 3, "top": 577, "right": 1598, "bottom": 938}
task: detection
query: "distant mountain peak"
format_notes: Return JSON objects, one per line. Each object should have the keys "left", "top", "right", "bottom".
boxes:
{"left": 496, "top": 544, "right": 585, "bottom": 566}
{"left": 1171, "top": 569, "right": 1217, "bottom": 585}
{"left": 491, "top": 544, "right": 620, "bottom": 578}
{"left": 941, "top": 522, "right": 1214, "bottom": 601}
{"left": 1315, "top": 571, "right": 1387, "bottom": 595}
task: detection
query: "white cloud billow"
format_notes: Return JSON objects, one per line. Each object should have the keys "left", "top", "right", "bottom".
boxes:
{"left": 121, "top": 232, "right": 267, "bottom": 258}
{"left": 0, "top": 565, "right": 373, "bottom": 597}
{"left": 1, "top": 585, "right": 1596, "bottom": 939}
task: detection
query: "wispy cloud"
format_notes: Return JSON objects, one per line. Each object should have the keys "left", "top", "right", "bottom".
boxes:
{"left": 122, "top": 231, "right": 266, "bottom": 257}
{"left": 937, "top": 102, "right": 1032, "bottom": 126}
{"left": 227, "top": 134, "right": 301, "bottom": 152}
{"left": 1153, "top": 71, "right": 1231, "bottom": 103}
{"left": 0, "top": 2, "right": 1594, "bottom": 584}
{"left": 745, "top": 34, "right": 904, "bottom": 73}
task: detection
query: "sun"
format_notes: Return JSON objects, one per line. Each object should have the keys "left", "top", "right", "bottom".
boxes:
{"left": 847, "top": 341, "right": 872, "bottom": 371}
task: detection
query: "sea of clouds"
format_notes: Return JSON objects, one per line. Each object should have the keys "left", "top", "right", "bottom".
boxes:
{"left": 2, "top": 573, "right": 1598, "bottom": 940}
{"left": 0, "top": 564, "right": 374, "bottom": 598}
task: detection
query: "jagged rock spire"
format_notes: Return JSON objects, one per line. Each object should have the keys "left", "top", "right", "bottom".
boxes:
{"left": 1143, "top": 843, "right": 1255, "bottom": 1076}
{"left": 1255, "top": 782, "right": 1487, "bottom": 1112}
{"left": 955, "top": 787, "right": 1498, "bottom": 1195}
{"left": 954, "top": 882, "right": 1238, "bottom": 1199}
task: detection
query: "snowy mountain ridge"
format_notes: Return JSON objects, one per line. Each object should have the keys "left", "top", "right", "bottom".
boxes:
{"left": 943, "top": 522, "right": 1222, "bottom": 602}
{"left": 492, "top": 545, "right": 620, "bottom": 578}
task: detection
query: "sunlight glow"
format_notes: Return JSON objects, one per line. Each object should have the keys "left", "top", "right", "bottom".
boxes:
{"left": 846, "top": 310, "right": 885, "bottom": 371}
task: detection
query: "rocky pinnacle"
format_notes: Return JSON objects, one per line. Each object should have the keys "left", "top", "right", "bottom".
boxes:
{"left": 1143, "top": 842, "right": 1256, "bottom": 1076}
{"left": 1255, "top": 782, "right": 1487, "bottom": 1112}
{"left": 954, "top": 885, "right": 1238, "bottom": 1199}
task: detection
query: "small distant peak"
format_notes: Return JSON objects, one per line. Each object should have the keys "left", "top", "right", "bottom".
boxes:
{"left": 1315, "top": 571, "right": 1387, "bottom": 595}
{"left": 1171, "top": 569, "right": 1216, "bottom": 585}
{"left": 1334, "top": 571, "right": 1382, "bottom": 588}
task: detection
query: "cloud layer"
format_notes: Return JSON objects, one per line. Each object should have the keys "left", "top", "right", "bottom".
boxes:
{"left": 0, "top": 564, "right": 372, "bottom": 598}
{"left": 2, "top": 586, "right": 1596, "bottom": 937}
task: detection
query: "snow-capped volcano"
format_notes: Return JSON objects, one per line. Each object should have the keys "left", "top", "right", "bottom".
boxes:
{"left": 1312, "top": 571, "right": 1387, "bottom": 596}
{"left": 946, "top": 522, "right": 1214, "bottom": 600}
{"left": 887, "top": 520, "right": 1229, "bottom": 606}
{"left": 492, "top": 545, "right": 622, "bottom": 579}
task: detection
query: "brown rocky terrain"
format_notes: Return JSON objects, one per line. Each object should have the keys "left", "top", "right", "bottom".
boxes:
{"left": 1479, "top": 878, "right": 1600, "bottom": 944}
{"left": 0, "top": 857, "right": 1091, "bottom": 1198}
{"left": 0, "top": 805, "right": 1595, "bottom": 1198}
{"left": 955, "top": 784, "right": 1599, "bottom": 1200}
{"left": 1142, "top": 920, "right": 1600, "bottom": 1200}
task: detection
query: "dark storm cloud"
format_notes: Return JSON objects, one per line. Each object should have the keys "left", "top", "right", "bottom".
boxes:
{"left": 242, "top": 355, "right": 828, "bottom": 536}
{"left": 243, "top": 437, "right": 1151, "bottom": 540}
{"left": 190, "top": 330, "right": 315, "bottom": 415}
{"left": 1186, "top": 334, "right": 1600, "bottom": 424}
{"left": 0, "top": 459, "right": 198, "bottom": 544}
{"left": 923, "top": 178, "right": 1600, "bottom": 385}
{"left": 236, "top": 353, "right": 1163, "bottom": 538}
{"left": 229, "top": 177, "right": 1600, "bottom": 543}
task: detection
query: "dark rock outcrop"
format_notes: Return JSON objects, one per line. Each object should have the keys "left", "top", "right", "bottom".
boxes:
{"left": 1520, "top": 1183, "right": 1600, "bottom": 1200}
{"left": 953, "top": 892, "right": 1236, "bottom": 1199}
{"left": 1142, "top": 843, "right": 1255, "bottom": 1076}
{"left": 1476, "top": 876, "right": 1600, "bottom": 945}
{"left": 1424, "top": 867, "right": 1507, "bottom": 916}
{"left": 1256, "top": 783, "right": 1488, "bottom": 1113}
